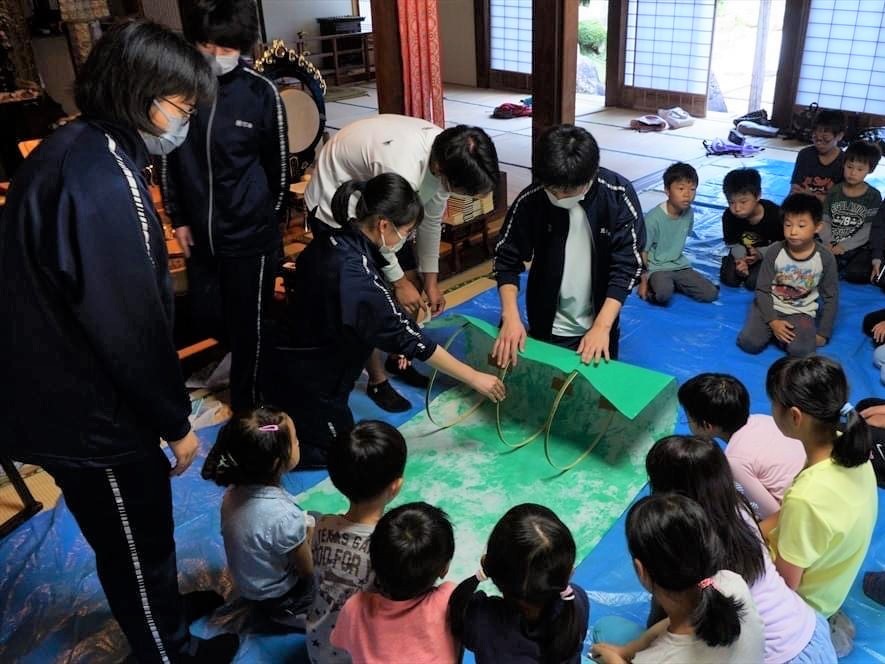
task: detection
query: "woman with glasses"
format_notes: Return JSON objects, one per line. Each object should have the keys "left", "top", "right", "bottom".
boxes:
{"left": 264, "top": 174, "right": 506, "bottom": 467}
{"left": 0, "top": 21, "right": 240, "bottom": 662}
{"left": 162, "top": 0, "right": 288, "bottom": 411}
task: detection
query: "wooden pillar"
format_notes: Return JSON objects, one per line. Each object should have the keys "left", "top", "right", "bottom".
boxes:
{"left": 531, "top": 0, "right": 578, "bottom": 155}
{"left": 605, "top": 0, "right": 627, "bottom": 109}
{"left": 771, "top": 0, "right": 811, "bottom": 129}
{"left": 370, "top": 0, "right": 406, "bottom": 115}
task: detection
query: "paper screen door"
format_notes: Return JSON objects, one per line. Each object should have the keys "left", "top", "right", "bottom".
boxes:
{"left": 623, "top": 0, "right": 716, "bottom": 117}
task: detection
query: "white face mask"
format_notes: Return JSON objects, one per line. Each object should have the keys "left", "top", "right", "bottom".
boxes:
{"left": 545, "top": 186, "right": 589, "bottom": 210}
{"left": 380, "top": 225, "right": 409, "bottom": 254}
{"left": 205, "top": 52, "right": 240, "bottom": 77}
{"left": 139, "top": 100, "right": 190, "bottom": 155}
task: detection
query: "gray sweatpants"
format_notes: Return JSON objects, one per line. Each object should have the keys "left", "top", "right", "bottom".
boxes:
{"left": 648, "top": 268, "right": 718, "bottom": 305}
{"left": 737, "top": 305, "right": 817, "bottom": 357}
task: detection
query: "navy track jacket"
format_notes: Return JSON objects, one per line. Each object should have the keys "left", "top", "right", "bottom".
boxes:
{"left": 284, "top": 226, "right": 438, "bottom": 390}
{"left": 0, "top": 120, "right": 191, "bottom": 468}
{"left": 493, "top": 167, "right": 646, "bottom": 341}
{"left": 161, "top": 63, "right": 288, "bottom": 257}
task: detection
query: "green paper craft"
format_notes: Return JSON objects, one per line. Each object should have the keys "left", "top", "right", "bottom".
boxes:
{"left": 295, "top": 315, "right": 678, "bottom": 584}
{"left": 426, "top": 313, "right": 674, "bottom": 420}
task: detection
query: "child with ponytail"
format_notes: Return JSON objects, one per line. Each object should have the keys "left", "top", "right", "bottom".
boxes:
{"left": 591, "top": 493, "right": 764, "bottom": 664}
{"left": 765, "top": 355, "right": 878, "bottom": 653}
{"left": 202, "top": 408, "right": 315, "bottom": 626}
{"left": 265, "top": 172, "right": 505, "bottom": 466}
{"left": 646, "top": 435, "right": 836, "bottom": 663}
{"left": 448, "top": 503, "right": 589, "bottom": 664}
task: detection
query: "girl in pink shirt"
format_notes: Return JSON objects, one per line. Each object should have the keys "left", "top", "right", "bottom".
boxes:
{"left": 331, "top": 502, "right": 458, "bottom": 664}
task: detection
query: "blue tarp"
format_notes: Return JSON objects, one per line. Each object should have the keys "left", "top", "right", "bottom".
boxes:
{"left": 2, "top": 159, "right": 883, "bottom": 662}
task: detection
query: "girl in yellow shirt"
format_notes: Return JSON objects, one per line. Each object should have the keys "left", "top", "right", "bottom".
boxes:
{"left": 763, "top": 356, "right": 877, "bottom": 656}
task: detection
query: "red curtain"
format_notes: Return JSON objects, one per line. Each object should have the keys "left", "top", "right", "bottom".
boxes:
{"left": 397, "top": 0, "right": 445, "bottom": 127}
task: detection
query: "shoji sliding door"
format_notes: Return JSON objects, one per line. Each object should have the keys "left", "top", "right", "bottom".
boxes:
{"left": 622, "top": 0, "right": 716, "bottom": 116}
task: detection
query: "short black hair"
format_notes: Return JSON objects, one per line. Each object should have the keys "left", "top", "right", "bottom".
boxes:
{"left": 370, "top": 502, "right": 454, "bottom": 601}
{"left": 813, "top": 109, "right": 845, "bottom": 136}
{"left": 845, "top": 140, "right": 882, "bottom": 171}
{"left": 328, "top": 420, "right": 407, "bottom": 503}
{"left": 430, "top": 125, "right": 499, "bottom": 196}
{"left": 678, "top": 373, "right": 750, "bottom": 436}
{"left": 75, "top": 21, "right": 215, "bottom": 134}
{"left": 664, "top": 162, "right": 698, "bottom": 188}
{"left": 781, "top": 192, "right": 823, "bottom": 223}
{"left": 535, "top": 124, "right": 600, "bottom": 189}
{"left": 722, "top": 168, "right": 761, "bottom": 198}
{"left": 182, "top": 0, "right": 259, "bottom": 53}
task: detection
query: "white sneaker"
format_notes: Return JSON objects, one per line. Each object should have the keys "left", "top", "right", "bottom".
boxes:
{"left": 657, "top": 106, "right": 694, "bottom": 129}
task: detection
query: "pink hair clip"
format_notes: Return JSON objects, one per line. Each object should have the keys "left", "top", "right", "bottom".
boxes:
{"left": 259, "top": 424, "right": 280, "bottom": 432}
{"left": 560, "top": 585, "right": 575, "bottom": 601}
{"left": 697, "top": 577, "right": 715, "bottom": 590}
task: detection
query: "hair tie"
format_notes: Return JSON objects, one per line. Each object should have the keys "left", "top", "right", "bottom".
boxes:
{"left": 475, "top": 567, "right": 488, "bottom": 582}
{"left": 559, "top": 585, "right": 575, "bottom": 601}
{"left": 839, "top": 402, "right": 855, "bottom": 418}
{"left": 217, "top": 452, "right": 239, "bottom": 469}
{"left": 697, "top": 577, "right": 715, "bottom": 590}
{"left": 259, "top": 424, "right": 279, "bottom": 432}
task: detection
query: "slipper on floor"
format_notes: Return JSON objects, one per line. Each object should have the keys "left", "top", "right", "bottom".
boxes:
{"left": 492, "top": 103, "right": 532, "bottom": 119}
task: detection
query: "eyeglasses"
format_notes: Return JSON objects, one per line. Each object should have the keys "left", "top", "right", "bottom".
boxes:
{"left": 812, "top": 131, "right": 834, "bottom": 140}
{"left": 160, "top": 98, "right": 197, "bottom": 123}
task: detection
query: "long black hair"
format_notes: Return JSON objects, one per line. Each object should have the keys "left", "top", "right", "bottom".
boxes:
{"left": 330, "top": 173, "right": 424, "bottom": 230}
{"left": 627, "top": 494, "right": 746, "bottom": 648}
{"left": 766, "top": 355, "right": 871, "bottom": 467}
{"left": 449, "top": 504, "right": 583, "bottom": 664}
{"left": 75, "top": 20, "right": 215, "bottom": 134}
{"left": 646, "top": 435, "right": 765, "bottom": 585}
{"left": 201, "top": 407, "right": 293, "bottom": 486}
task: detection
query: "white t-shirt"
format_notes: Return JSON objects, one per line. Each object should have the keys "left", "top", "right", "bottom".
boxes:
{"left": 546, "top": 190, "right": 594, "bottom": 337}
{"left": 304, "top": 114, "right": 447, "bottom": 281}
{"left": 634, "top": 570, "right": 765, "bottom": 664}
{"left": 307, "top": 515, "right": 376, "bottom": 664}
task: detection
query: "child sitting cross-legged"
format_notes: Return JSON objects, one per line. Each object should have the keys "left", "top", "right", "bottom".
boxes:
{"left": 202, "top": 408, "right": 316, "bottom": 627}
{"left": 819, "top": 140, "right": 883, "bottom": 283}
{"left": 719, "top": 168, "right": 784, "bottom": 290}
{"left": 306, "top": 421, "right": 407, "bottom": 663}
{"left": 678, "top": 373, "right": 805, "bottom": 519}
{"left": 331, "top": 502, "right": 458, "bottom": 664}
{"left": 448, "top": 503, "right": 590, "bottom": 664}
{"left": 590, "top": 493, "right": 765, "bottom": 664}
{"left": 737, "top": 193, "right": 838, "bottom": 358}
{"left": 638, "top": 162, "right": 718, "bottom": 305}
